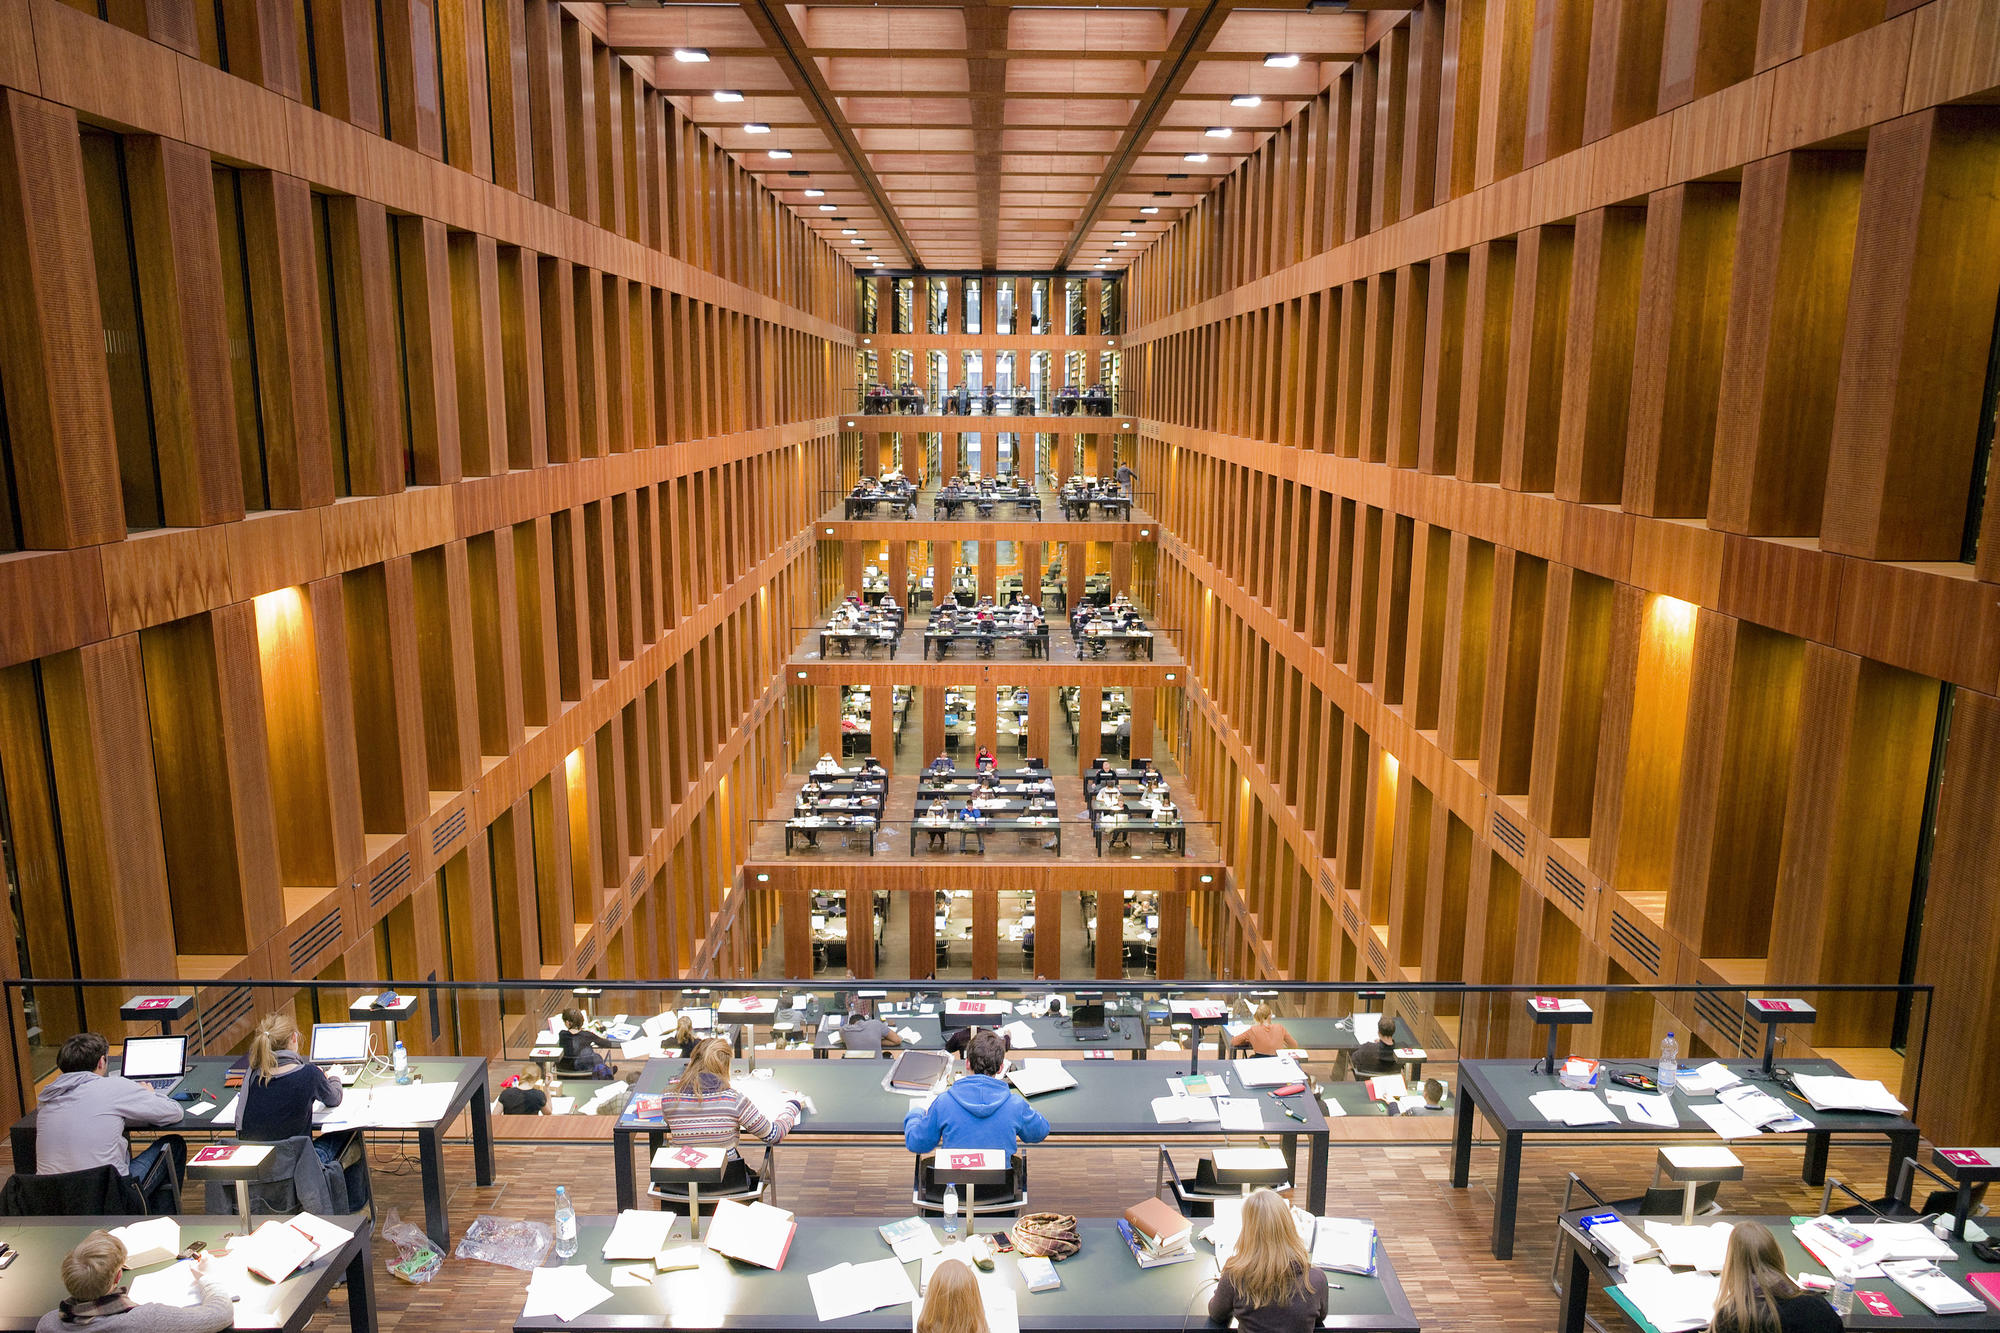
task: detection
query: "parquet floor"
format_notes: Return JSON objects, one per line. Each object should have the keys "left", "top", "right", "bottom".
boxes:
{"left": 280, "top": 1131, "right": 1911, "bottom": 1331}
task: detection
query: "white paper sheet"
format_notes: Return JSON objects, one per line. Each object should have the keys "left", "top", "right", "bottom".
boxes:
{"left": 1612, "top": 1266, "right": 1719, "bottom": 1333}
{"left": 1350, "top": 1014, "right": 1381, "bottom": 1044}
{"left": 602, "top": 1209, "right": 678, "bottom": 1260}
{"left": 1789, "top": 1074, "right": 1907, "bottom": 1115}
{"left": 1003, "top": 1062, "right": 1076, "bottom": 1097}
{"left": 1233, "top": 1056, "right": 1305, "bottom": 1088}
{"left": 1151, "top": 1095, "right": 1217, "bottom": 1123}
{"left": 1689, "top": 1101, "right": 1761, "bottom": 1140}
{"left": 1642, "top": 1221, "right": 1734, "bottom": 1272}
{"left": 997, "top": 1021, "right": 1037, "bottom": 1049}
{"left": 127, "top": 1261, "right": 200, "bottom": 1308}
{"left": 1606, "top": 1091, "right": 1680, "bottom": 1128}
{"left": 1675, "top": 1062, "right": 1742, "bottom": 1096}
{"left": 1215, "top": 1097, "right": 1264, "bottom": 1130}
{"left": 1527, "top": 1090, "right": 1618, "bottom": 1127}
{"left": 522, "top": 1266, "right": 614, "bottom": 1322}
{"left": 809, "top": 1257, "right": 919, "bottom": 1322}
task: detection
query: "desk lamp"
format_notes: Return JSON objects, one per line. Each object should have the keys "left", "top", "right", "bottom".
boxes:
{"left": 1527, "top": 996, "right": 1594, "bottom": 1075}
{"left": 1744, "top": 997, "right": 1816, "bottom": 1076}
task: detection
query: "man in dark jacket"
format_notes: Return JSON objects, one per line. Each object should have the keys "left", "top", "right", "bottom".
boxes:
{"left": 903, "top": 1030, "right": 1050, "bottom": 1154}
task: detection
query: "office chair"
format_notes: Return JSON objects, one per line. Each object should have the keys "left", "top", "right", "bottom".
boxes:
{"left": 1551, "top": 1173, "right": 1721, "bottom": 1293}
{"left": 650, "top": 1144, "right": 776, "bottom": 1214}
{"left": 1822, "top": 1156, "right": 1985, "bottom": 1222}
{"left": 0, "top": 1165, "right": 152, "bottom": 1218}
{"left": 912, "top": 1153, "right": 1029, "bottom": 1219}
{"left": 1155, "top": 1147, "right": 1290, "bottom": 1218}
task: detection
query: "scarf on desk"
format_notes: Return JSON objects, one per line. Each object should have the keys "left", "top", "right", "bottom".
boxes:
{"left": 57, "top": 1289, "right": 136, "bottom": 1323}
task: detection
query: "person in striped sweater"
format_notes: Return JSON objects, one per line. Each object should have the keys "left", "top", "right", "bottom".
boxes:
{"left": 663, "top": 1038, "right": 805, "bottom": 1172}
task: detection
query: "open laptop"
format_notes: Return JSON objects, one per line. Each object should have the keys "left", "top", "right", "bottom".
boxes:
{"left": 1071, "top": 1001, "right": 1109, "bottom": 1042}
{"left": 308, "top": 1021, "right": 372, "bottom": 1083}
{"left": 119, "top": 1035, "right": 188, "bottom": 1093}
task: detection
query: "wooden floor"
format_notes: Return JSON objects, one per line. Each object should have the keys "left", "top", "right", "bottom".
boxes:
{"left": 276, "top": 1131, "right": 1917, "bottom": 1332}
{"left": 748, "top": 774, "right": 1222, "bottom": 864}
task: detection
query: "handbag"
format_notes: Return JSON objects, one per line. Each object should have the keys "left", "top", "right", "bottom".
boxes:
{"left": 1011, "top": 1211, "right": 1082, "bottom": 1261}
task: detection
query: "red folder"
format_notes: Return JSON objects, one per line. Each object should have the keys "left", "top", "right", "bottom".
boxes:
{"left": 1967, "top": 1272, "right": 2000, "bottom": 1311}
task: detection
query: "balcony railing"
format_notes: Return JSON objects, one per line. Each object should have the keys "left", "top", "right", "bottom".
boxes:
{"left": 847, "top": 386, "right": 1127, "bottom": 418}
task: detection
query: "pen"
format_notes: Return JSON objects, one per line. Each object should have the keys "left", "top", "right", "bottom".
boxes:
{"left": 1280, "top": 1105, "right": 1305, "bottom": 1122}
{"left": 1327, "top": 1283, "right": 1343, "bottom": 1290}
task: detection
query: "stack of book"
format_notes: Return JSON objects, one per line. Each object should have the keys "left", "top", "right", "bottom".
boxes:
{"left": 1119, "top": 1198, "right": 1197, "bottom": 1268}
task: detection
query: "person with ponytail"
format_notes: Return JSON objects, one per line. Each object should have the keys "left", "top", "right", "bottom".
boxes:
{"left": 237, "top": 1012, "right": 356, "bottom": 1170}
{"left": 916, "top": 1258, "right": 989, "bottom": 1333}
{"left": 1710, "top": 1222, "right": 1840, "bottom": 1333}
{"left": 1208, "top": 1189, "right": 1326, "bottom": 1333}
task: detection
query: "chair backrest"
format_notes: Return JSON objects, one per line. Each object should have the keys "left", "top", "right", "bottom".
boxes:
{"left": 0, "top": 1165, "right": 146, "bottom": 1218}
{"left": 1637, "top": 1181, "right": 1720, "bottom": 1215}
{"left": 204, "top": 1135, "right": 345, "bottom": 1217}
{"left": 915, "top": 1154, "right": 1028, "bottom": 1209}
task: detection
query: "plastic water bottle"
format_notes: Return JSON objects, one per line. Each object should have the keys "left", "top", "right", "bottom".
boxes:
{"left": 942, "top": 1185, "right": 959, "bottom": 1238}
{"left": 1831, "top": 1265, "right": 1856, "bottom": 1318}
{"left": 554, "top": 1185, "right": 578, "bottom": 1258}
{"left": 1657, "top": 1033, "right": 1679, "bottom": 1093}
{"left": 392, "top": 1040, "right": 411, "bottom": 1084}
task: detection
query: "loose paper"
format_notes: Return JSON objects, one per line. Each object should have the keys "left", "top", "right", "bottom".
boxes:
{"left": 1215, "top": 1097, "right": 1263, "bottom": 1131}
{"left": 1151, "top": 1095, "right": 1217, "bottom": 1124}
{"left": 522, "top": 1266, "right": 614, "bottom": 1322}
{"left": 1689, "top": 1101, "right": 1761, "bottom": 1140}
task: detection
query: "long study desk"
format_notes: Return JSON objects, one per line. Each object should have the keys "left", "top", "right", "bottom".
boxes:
{"left": 0, "top": 1213, "right": 376, "bottom": 1333}
{"left": 1450, "top": 1057, "right": 1921, "bottom": 1259}
{"left": 610, "top": 1057, "right": 1331, "bottom": 1213}
{"left": 809, "top": 1014, "right": 1149, "bottom": 1058}
{"left": 1555, "top": 1209, "right": 2000, "bottom": 1333}
{"left": 7, "top": 1057, "right": 493, "bottom": 1251}
{"left": 518, "top": 1216, "right": 1420, "bottom": 1332}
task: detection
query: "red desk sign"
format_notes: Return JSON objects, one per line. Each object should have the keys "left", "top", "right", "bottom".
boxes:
{"left": 1940, "top": 1149, "right": 1994, "bottom": 1167}
{"left": 945, "top": 1150, "right": 1003, "bottom": 1171}
{"left": 136, "top": 998, "right": 174, "bottom": 1011}
{"left": 1857, "top": 1291, "right": 1902, "bottom": 1318}
{"left": 191, "top": 1145, "right": 246, "bottom": 1165}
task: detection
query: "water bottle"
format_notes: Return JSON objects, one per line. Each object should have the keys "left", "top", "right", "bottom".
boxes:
{"left": 554, "top": 1185, "right": 578, "bottom": 1258}
{"left": 1657, "top": 1033, "right": 1679, "bottom": 1093}
{"left": 392, "top": 1040, "right": 411, "bottom": 1084}
{"left": 1830, "top": 1265, "right": 1856, "bottom": 1318}
{"left": 942, "top": 1185, "right": 959, "bottom": 1238}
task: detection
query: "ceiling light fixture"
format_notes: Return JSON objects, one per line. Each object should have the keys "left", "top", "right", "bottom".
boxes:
{"left": 1183, "top": 153, "right": 1209, "bottom": 162}
{"left": 1112, "top": 241, "right": 1127, "bottom": 247}
{"left": 1264, "top": 52, "right": 1300, "bottom": 67}
{"left": 768, "top": 149, "right": 792, "bottom": 159}
{"left": 1231, "top": 94, "right": 1262, "bottom": 107}
{"left": 743, "top": 122, "right": 770, "bottom": 133}
{"left": 714, "top": 89, "right": 743, "bottom": 102}
{"left": 803, "top": 187, "right": 825, "bottom": 197}
{"left": 1140, "top": 206, "right": 1159, "bottom": 214}
{"left": 673, "top": 48, "right": 709, "bottom": 62}
{"left": 1205, "top": 126, "right": 1233, "bottom": 138}
{"left": 1121, "top": 231, "right": 1136, "bottom": 237}
{"left": 851, "top": 238, "right": 865, "bottom": 245}
{"left": 841, "top": 227, "right": 857, "bottom": 234}
{"left": 819, "top": 203, "right": 837, "bottom": 211}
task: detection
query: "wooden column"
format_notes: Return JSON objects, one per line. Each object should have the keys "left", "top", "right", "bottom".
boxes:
{"left": 1066, "top": 542, "right": 1086, "bottom": 610}
{"left": 814, "top": 684, "right": 841, "bottom": 762}
{"left": 781, "top": 891, "right": 811, "bottom": 979}
{"left": 977, "top": 542, "right": 997, "bottom": 601}
{"left": 1110, "top": 541, "right": 1133, "bottom": 599}
{"left": 972, "top": 889, "right": 999, "bottom": 979}
{"left": 846, "top": 887, "right": 875, "bottom": 978}
{"left": 1077, "top": 686, "right": 1103, "bottom": 771}
{"left": 1129, "top": 686, "right": 1155, "bottom": 763}
{"left": 1026, "top": 688, "right": 1050, "bottom": 767}
{"left": 1022, "top": 541, "right": 1042, "bottom": 608}
{"left": 974, "top": 684, "right": 998, "bottom": 755}
{"left": 886, "top": 540, "right": 908, "bottom": 613}
{"left": 1095, "top": 884, "right": 1122, "bottom": 979}
{"left": 1032, "top": 887, "right": 1063, "bottom": 979}
{"left": 908, "top": 890, "right": 936, "bottom": 979}
{"left": 1157, "top": 888, "right": 1188, "bottom": 979}
{"left": 923, "top": 685, "right": 947, "bottom": 767}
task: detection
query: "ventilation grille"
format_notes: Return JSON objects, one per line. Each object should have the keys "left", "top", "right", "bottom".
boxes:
{"left": 1692, "top": 989, "right": 1752, "bottom": 1053}
{"left": 369, "top": 852, "right": 412, "bottom": 906}
{"left": 1365, "top": 936, "right": 1388, "bottom": 976}
{"left": 432, "top": 808, "right": 467, "bottom": 856}
{"left": 195, "top": 986, "right": 253, "bottom": 1054}
{"left": 1609, "top": 909, "right": 1661, "bottom": 976}
{"left": 1546, "top": 858, "right": 1587, "bottom": 912}
{"left": 575, "top": 937, "right": 597, "bottom": 971}
{"left": 629, "top": 865, "right": 646, "bottom": 895}
{"left": 605, "top": 899, "right": 625, "bottom": 932}
{"left": 1317, "top": 866, "right": 1335, "bottom": 899}
{"left": 1340, "top": 898, "right": 1360, "bottom": 935}
{"left": 288, "top": 908, "right": 342, "bottom": 972}
{"left": 1491, "top": 811, "right": 1526, "bottom": 857}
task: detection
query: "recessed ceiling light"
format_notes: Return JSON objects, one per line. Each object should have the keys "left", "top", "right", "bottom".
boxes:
{"left": 841, "top": 227, "right": 857, "bottom": 234}
{"left": 850, "top": 238, "right": 865, "bottom": 245}
{"left": 673, "top": 48, "right": 709, "bottom": 62}
{"left": 1231, "top": 94, "right": 1262, "bottom": 107}
{"left": 1140, "top": 206, "right": 1159, "bottom": 214}
{"left": 1121, "top": 231, "right": 1136, "bottom": 237}
{"left": 803, "top": 187, "right": 825, "bottom": 197}
{"left": 1205, "top": 126, "right": 1233, "bottom": 138}
{"left": 819, "top": 203, "right": 837, "bottom": 211}
{"left": 1264, "top": 52, "right": 1300, "bottom": 67}
{"left": 768, "top": 149, "right": 792, "bottom": 159}
{"left": 1112, "top": 241, "right": 1127, "bottom": 247}
{"left": 1184, "top": 153, "right": 1209, "bottom": 162}
{"left": 744, "top": 122, "right": 770, "bottom": 133}
{"left": 714, "top": 89, "right": 743, "bottom": 102}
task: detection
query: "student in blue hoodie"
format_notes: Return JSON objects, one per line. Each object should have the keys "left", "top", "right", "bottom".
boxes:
{"left": 903, "top": 1029, "right": 1050, "bottom": 1154}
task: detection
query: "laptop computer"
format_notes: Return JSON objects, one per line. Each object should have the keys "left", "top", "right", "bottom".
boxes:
{"left": 119, "top": 1035, "right": 188, "bottom": 1093}
{"left": 308, "top": 1021, "right": 371, "bottom": 1083}
{"left": 1071, "top": 1002, "right": 1109, "bottom": 1041}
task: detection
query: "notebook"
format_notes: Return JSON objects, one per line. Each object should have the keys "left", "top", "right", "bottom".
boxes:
{"left": 703, "top": 1199, "right": 797, "bottom": 1270}
{"left": 1004, "top": 1062, "right": 1077, "bottom": 1098}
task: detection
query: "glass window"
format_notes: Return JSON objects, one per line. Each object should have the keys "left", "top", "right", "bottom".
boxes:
{"left": 963, "top": 279, "right": 980, "bottom": 334}
{"left": 996, "top": 281, "right": 1015, "bottom": 334}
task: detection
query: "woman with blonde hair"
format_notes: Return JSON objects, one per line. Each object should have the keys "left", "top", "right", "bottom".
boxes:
{"left": 1208, "top": 1189, "right": 1325, "bottom": 1333}
{"left": 673, "top": 1014, "right": 699, "bottom": 1058}
{"left": 916, "top": 1258, "right": 989, "bottom": 1333}
{"left": 662, "top": 1038, "right": 804, "bottom": 1192}
{"left": 237, "top": 1011, "right": 359, "bottom": 1174}
{"left": 1230, "top": 1005, "right": 1298, "bottom": 1058}
{"left": 1709, "top": 1222, "right": 1840, "bottom": 1333}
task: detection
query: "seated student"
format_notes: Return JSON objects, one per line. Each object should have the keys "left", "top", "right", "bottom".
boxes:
{"left": 1709, "top": 1222, "right": 1841, "bottom": 1333}
{"left": 974, "top": 746, "right": 997, "bottom": 772}
{"left": 1207, "top": 1189, "right": 1327, "bottom": 1333}
{"left": 917, "top": 1258, "right": 989, "bottom": 1333}
{"left": 859, "top": 756, "right": 887, "bottom": 778}
{"left": 37, "top": 1231, "right": 232, "bottom": 1333}
{"left": 664, "top": 1038, "right": 803, "bottom": 1171}
{"left": 1231, "top": 1006, "right": 1298, "bottom": 1058}
{"left": 928, "top": 752, "right": 955, "bottom": 776}
{"left": 837, "top": 1000, "right": 903, "bottom": 1054}
{"left": 812, "top": 752, "right": 844, "bottom": 775}
{"left": 671, "top": 1015, "right": 700, "bottom": 1059}
{"left": 498, "top": 1064, "right": 554, "bottom": 1116}
{"left": 555, "top": 1007, "right": 618, "bottom": 1080}
{"left": 1348, "top": 1014, "right": 1402, "bottom": 1078}
{"left": 237, "top": 1012, "right": 359, "bottom": 1171}
{"left": 33, "top": 1033, "right": 186, "bottom": 1212}
{"left": 905, "top": 1030, "right": 1048, "bottom": 1154}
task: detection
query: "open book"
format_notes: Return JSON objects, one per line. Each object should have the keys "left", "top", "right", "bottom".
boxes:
{"left": 1004, "top": 1062, "right": 1077, "bottom": 1097}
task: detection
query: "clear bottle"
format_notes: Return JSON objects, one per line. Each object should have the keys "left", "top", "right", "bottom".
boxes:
{"left": 392, "top": 1039, "right": 412, "bottom": 1084}
{"left": 1657, "top": 1032, "right": 1679, "bottom": 1093}
{"left": 942, "top": 1185, "right": 959, "bottom": 1238}
{"left": 554, "top": 1185, "right": 578, "bottom": 1259}
{"left": 1830, "top": 1264, "right": 1856, "bottom": 1318}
